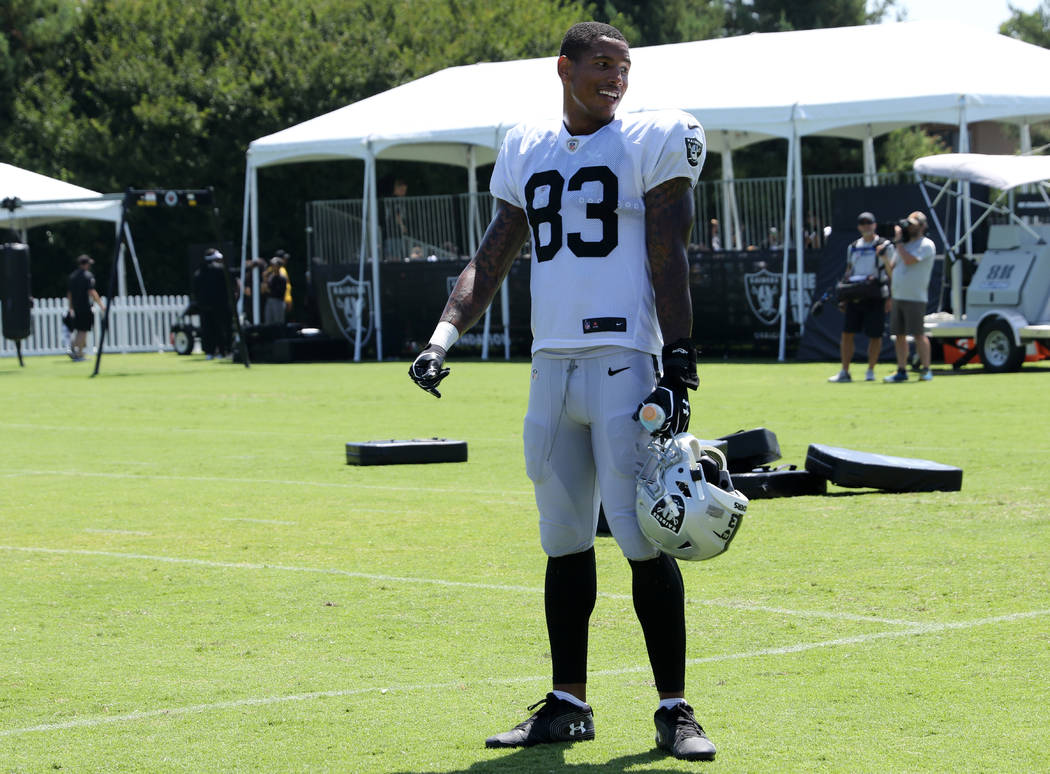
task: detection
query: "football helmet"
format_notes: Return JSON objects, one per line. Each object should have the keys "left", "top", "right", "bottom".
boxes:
{"left": 636, "top": 433, "right": 748, "bottom": 561}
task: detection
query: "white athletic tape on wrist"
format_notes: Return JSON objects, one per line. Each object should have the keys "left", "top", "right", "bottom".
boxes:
{"left": 430, "top": 321, "right": 459, "bottom": 351}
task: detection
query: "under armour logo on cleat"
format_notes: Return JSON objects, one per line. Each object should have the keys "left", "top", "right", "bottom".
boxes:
{"left": 568, "top": 721, "right": 587, "bottom": 736}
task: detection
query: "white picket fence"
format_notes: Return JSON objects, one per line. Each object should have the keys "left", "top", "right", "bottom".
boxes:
{"left": 0, "top": 295, "right": 191, "bottom": 357}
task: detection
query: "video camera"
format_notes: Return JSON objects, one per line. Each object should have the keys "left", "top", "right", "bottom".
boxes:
{"left": 876, "top": 218, "right": 915, "bottom": 241}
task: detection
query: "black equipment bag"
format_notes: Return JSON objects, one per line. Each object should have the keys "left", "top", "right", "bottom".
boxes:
{"left": 1, "top": 242, "right": 32, "bottom": 341}
{"left": 805, "top": 443, "right": 962, "bottom": 492}
{"left": 835, "top": 275, "right": 883, "bottom": 302}
{"left": 716, "top": 428, "right": 781, "bottom": 473}
{"left": 346, "top": 438, "right": 467, "bottom": 466}
{"left": 732, "top": 465, "right": 827, "bottom": 499}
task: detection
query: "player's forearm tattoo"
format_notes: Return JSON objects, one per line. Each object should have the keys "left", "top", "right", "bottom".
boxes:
{"left": 441, "top": 202, "right": 530, "bottom": 333}
{"left": 646, "top": 177, "right": 695, "bottom": 342}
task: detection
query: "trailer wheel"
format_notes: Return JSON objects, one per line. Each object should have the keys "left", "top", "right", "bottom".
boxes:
{"left": 978, "top": 319, "right": 1024, "bottom": 373}
{"left": 173, "top": 329, "right": 195, "bottom": 356}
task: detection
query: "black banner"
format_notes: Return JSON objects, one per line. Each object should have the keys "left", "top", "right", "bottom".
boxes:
{"left": 313, "top": 252, "right": 820, "bottom": 360}
{"left": 690, "top": 250, "right": 819, "bottom": 358}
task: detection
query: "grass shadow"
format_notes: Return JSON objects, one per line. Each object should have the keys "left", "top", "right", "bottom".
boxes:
{"left": 385, "top": 747, "right": 683, "bottom": 774}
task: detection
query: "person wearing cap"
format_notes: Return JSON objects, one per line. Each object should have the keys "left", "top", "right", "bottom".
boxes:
{"left": 193, "top": 248, "right": 233, "bottom": 359}
{"left": 828, "top": 212, "right": 894, "bottom": 382}
{"left": 66, "top": 254, "right": 104, "bottom": 362}
{"left": 885, "top": 211, "right": 936, "bottom": 382}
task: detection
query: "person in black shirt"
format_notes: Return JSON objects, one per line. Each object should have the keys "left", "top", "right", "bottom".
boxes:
{"left": 66, "top": 254, "right": 104, "bottom": 361}
{"left": 192, "top": 248, "right": 233, "bottom": 359}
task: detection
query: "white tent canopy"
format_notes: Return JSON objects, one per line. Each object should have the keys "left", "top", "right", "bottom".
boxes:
{"left": 1, "top": 163, "right": 123, "bottom": 229}
{"left": 244, "top": 20, "right": 1050, "bottom": 358}
{"left": 914, "top": 153, "right": 1050, "bottom": 191}
{"left": 1, "top": 163, "right": 143, "bottom": 297}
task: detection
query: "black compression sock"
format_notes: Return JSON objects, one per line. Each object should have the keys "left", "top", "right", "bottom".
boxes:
{"left": 629, "top": 552, "right": 686, "bottom": 693}
{"left": 545, "top": 547, "right": 597, "bottom": 685}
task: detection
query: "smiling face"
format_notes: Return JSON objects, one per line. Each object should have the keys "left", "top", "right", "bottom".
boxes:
{"left": 558, "top": 35, "right": 630, "bottom": 136}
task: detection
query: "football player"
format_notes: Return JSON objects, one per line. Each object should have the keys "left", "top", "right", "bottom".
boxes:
{"left": 409, "top": 21, "right": 714, "bottom": 761}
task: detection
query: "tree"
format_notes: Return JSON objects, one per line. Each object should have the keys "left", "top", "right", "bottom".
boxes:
{"left": 588, "top": 0, "right": 725, "bottom": 45}
{"left": 4, "top": 0, "right": 585, "bottom": 298}
{"left": 878, "top": 127, "right": 948, "bottom": 174}
{"left": 724, "top": 0, "right": 896, "bottom": 34}
{"left": 1000, "top": 1, "right": 1050, "bottom": 48}
{"left": 999, "top": 2, "right": 1050, "bottom": 156}
{"left": 0, "top": 0, "right": 82, "bottom": 159}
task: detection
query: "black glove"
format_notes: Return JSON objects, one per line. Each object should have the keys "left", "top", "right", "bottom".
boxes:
{"left": 634, "top": 339, "right": 699, "bottom": 436}
{"left": 408, "top": 344, "right": 450, "bottom": 398}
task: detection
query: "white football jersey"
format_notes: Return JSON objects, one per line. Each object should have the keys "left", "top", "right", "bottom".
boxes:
{"left": 490, "top": 110, "right": 706, "bottom": 356}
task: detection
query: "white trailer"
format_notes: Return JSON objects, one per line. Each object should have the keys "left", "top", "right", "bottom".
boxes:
{"left": 913, "top": 153, "right": 1050, "bottom": 372}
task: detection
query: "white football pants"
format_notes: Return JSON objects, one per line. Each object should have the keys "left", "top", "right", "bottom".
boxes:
{"left": 523, "top": 346, "right": 660, "bottom": 561}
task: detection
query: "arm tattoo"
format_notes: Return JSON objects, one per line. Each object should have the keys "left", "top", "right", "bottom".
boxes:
{"left": 645, "top": 177, "right": 695, "bottom": 343}
{"left": 440, "top": 200, "right": 530, "bottom": 333}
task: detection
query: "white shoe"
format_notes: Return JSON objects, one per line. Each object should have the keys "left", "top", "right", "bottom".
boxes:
{"left": 827, "top": 371, "right": 852, "bottom": 383}
{"left": 865, "top": 369, "right": 875, "bottom": 381}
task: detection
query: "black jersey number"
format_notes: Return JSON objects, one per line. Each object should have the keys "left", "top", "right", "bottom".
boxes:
{"left": 524, "top": 166, "right": 619, "bottom": 262}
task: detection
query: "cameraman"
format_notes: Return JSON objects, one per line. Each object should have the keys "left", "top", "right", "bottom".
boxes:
{"left": 828, "top": 212, "right": 893, "bottom": 383}
{"left": 885, "top": 211, "right": 936, "bottom": 383}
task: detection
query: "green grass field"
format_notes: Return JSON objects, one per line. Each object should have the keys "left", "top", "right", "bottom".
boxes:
{"left": 1, "top": 352, "right": 1048, "bottom": 773}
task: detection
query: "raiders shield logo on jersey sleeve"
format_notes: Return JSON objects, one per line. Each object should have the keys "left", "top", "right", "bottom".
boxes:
{"left": 684, "top": 137, "right": 704, "bottom": 167}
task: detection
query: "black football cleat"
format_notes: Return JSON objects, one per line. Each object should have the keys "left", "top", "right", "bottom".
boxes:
{"left": 485, "top": 693, "right": 595, "bottom": 748}
{"left": 654, "top": 703, "right": 716, "bottom": 761}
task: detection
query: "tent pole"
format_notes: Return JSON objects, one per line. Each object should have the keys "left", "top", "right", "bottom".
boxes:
{"left": 778, "top": 127, "right": 796, "bottom": 363}
{"left": 793, "top": 131, "right": 805, "bottom": 334}
{"left": 492, "top": 124, "right": 512, "bottom": 360}
{"left": 249, "top": 164, "right": 261, "bottom": 324}
{"left": 116, "top": 221, "right": 128, "bottom": 353}
{"left": 366, "top": 146, "right": 383, "bottom": 361}
{"left": 1017, "top": 119, "right": 1034, "bottom": 218}
{"left": 238, "top": 163, "right": 251, "bottom": 318}
{"left": 122, "top": 222, "right": 146, "bottom": 295}
{"left": 474, "top": 145, "right": 492, "bottom": 360}
{"left": 863, "top": 124, "right": 876, "bottom": 186}
{"left": 354, "top": 157, "right": 372, "bottom": 362}
{"left": 958, "top": 97, "right": 973, "bottom": 256}
{"left": 116, "top": 222, "right": 128, "bottom": 300}
{"left": 467, "top": 146, "right": 480, "bottom": 257}
{"left": 722, "top": 132, "right": 741, "bottom": 250}
{"left": 91, "top": 200, "right": 129, "bottom": 377}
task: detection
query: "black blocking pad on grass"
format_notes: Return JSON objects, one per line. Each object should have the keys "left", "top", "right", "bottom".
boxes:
{"left": 345, "top": 438, "right": 468, "bottom": 465}
{"left": 716, "top": 427, "right": 781, "bottom": 472}
{"left": 732, "top": 467, "right": 828, "bottom": 499}
{"left": 805, "top": 443, "right": 962, "bottom": 492}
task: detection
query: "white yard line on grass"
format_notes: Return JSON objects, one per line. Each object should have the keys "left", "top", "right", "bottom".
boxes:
{"left": 1, "top": 608, "right": 1046, "bottom": 740}
{"left": 0, "top": 545, "right": 923, "bottom": 626}
{"left": 1, "top": 469, "right": 535, "bottom": 499}
{"left": 0, "top": 422, "right": 517, "bottom": 445}
{"left": 219, "top": 518, "right": 297, "bottom": 526}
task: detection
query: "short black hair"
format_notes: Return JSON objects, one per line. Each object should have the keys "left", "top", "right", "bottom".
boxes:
{"left": 560, "top": 22, "right": 627, "bottom": 61}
